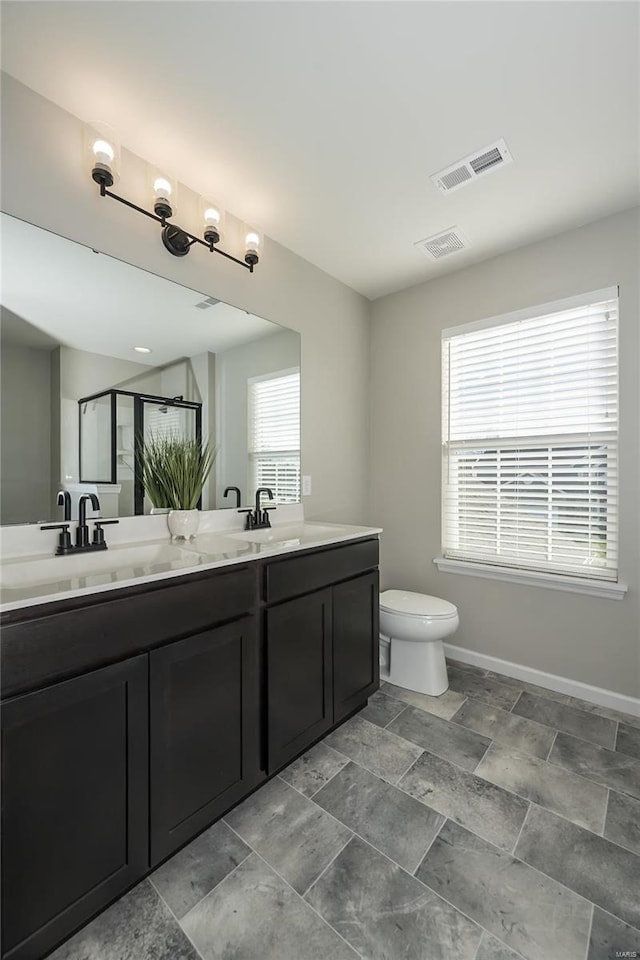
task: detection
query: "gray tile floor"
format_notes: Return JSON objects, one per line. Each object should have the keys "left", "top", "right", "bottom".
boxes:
{"left": 52, "top": 660, "right": 640, "bottom": 960}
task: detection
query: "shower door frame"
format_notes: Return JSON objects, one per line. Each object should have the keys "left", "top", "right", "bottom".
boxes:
{"left": 78, "top": 388, "right": 203, "bottom": 515}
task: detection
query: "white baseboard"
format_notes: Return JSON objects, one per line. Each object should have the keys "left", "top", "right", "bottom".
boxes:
{"left": 443, "top": 642, "right": 640, "bottom": 719}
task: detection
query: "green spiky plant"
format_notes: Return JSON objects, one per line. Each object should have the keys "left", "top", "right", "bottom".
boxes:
{"left": 139, "top": 435, "right": 216, "bottom": 511}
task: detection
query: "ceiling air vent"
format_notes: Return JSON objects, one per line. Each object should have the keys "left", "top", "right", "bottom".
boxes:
{"left": 414, "top": 226, "right": 470, "bottom": 260}
{"left": 194, "top": 296, "right": 220, "bottom": 310}
{"left": 440, "top": 166, "right": 472, "bottom": 191}
{"left": 431, "top": 139, "right": 512, "bottom": 194}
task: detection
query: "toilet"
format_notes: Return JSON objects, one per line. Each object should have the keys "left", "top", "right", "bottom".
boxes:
{"left": 379, "top": 590, "right": 459, "bottom": 697}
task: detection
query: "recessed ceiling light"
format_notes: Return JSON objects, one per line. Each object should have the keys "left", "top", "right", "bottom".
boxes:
{"left": 133, "top": 346, "right": 152, "bottom": 354}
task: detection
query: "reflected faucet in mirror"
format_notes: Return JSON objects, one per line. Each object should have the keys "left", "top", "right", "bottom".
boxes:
{"left": 57, "top": 490, "right": 71, "bottom": 521}
{"left": 223, "top": 486, "right": 242, "bottom": 509}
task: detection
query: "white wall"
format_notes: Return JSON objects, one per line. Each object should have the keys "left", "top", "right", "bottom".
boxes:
{"left": 216, "top": 329, "right": 300, "bottom": 505}
{"left": 370, "top": 208, "right": 640, "bottom": 697}
{"left": 1, "top": 74, "right": 371, "bottom": 525}
{"left": 0, "top": 342, "right": 52, "bottom": 523}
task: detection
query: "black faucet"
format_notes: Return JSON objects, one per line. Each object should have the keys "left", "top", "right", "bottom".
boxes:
{"left": 41, "top": 493, "right": 119, "bottom": 556}
{"left": 255, "top": 487, "right": 274, "bottom": 520}
{"left": 57, "top": 490, "right": 71, "bottom": 521}
{"left": 239, "top": 488, "right": 276, "bottom": 530}
{"left": 77, "top": 494, "right": 100, "bottom": 547}
{"left": 223, "top": 486, "right": 242, "bottom": 509}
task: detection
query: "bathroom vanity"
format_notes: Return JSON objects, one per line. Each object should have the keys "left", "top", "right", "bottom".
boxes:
{"left": 0, "top": 525, "right": 380, "bottom": 960}
{"left": 0, "top": 211, "right": 378, "bottom": 960}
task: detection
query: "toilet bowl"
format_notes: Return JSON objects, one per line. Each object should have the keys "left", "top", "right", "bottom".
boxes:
{"left": 379, "top": 590, "right": 459, "bottom": 697}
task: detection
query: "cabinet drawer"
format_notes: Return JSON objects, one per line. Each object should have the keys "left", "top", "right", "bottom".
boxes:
{"left": 264, "top": 538, "right": 379, "bottom": 604}
{"left": 1, "top": 566, "right": 255, "bottom": 699}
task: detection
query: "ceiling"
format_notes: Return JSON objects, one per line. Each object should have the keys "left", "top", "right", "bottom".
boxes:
{"left": 1, "top": 1, "right": 638, "bottom": 300}
{"left": 0, "top": 214, "right": 280, "bottom": 365}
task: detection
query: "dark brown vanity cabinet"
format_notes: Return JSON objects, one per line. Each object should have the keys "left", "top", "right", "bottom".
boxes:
{"left": 267, "top": 589, "right": 334, "bottom": 771}
{"left": 149, "top": 617, "right": 261, "bottom": 865}
{"left": 0, "top": 564, "right": 257, "bottom": 960}
{"left": 1, "top": 656, "right": 149, "bottom": 960}
{"left": 0, "top": 537, "right": 379, "bottom": 960}
{"left": 333, "top": 570, "right": 380, "bottom": 723}
{"left": 264, "top": 540, "right": 380, "bottom": 772}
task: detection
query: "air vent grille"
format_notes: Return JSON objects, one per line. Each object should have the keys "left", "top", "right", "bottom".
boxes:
{"left": 194, "top": 296, "right": 220, "bottom": 310}
{"left": 431, "top": 138, "right": 512, "bottom": 194}
{"left": 469, "top": 146, "right": 503, "bottom": 173}
{"left": 414, "top": 227, "right": 470, "bottom": 260}
{"left": 425, "top": 232, "right": 464, "bottom": 258}
{"left": 441, "top": 166, "right": 472, "bottom": 190}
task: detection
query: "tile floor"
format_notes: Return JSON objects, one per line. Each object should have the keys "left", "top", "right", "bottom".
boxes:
{"left": 51, "top": 660, "right": 640, "bottom": 960}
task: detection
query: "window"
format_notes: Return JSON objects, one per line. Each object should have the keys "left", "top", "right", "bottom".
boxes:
{"left": 441, "top": 288, "right": 619, "bottom": 583}
{"left": 248, "top": 369, "right": 300, "bottom": 502}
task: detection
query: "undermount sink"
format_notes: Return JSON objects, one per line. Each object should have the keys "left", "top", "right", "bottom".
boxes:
{"left": 0, "top": 543, "right": 199, "bottom": 591}
{"left": 227, "top": 523, "right": 342, "bottom": 546}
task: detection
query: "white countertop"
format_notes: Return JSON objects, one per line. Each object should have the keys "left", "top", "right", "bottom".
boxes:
{"left": 0, "top": 517, "right": 382, "bottom": 613}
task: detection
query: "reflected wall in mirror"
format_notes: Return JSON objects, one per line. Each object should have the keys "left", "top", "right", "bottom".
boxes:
{"left": 0, "top": 213, "right": 301, "bottom": 524}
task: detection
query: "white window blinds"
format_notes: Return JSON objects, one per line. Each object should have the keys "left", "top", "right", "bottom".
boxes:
{"left": 248, "top": 370, "right": 300, "bottom": 503}
{"left": 441, "top": 288, "right": 619, "bottom": 582}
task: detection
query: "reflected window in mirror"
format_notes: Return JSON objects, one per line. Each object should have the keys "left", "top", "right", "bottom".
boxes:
{"left": 248, "top": 369, "right": 301, "bottom": 503}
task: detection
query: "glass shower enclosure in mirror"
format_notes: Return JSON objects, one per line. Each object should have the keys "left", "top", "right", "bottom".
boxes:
{"left": 0, "top": 213, "right": 301, "bottom": 524}
{"left": 79, "top": 388, "right": 202, "bottom": 516}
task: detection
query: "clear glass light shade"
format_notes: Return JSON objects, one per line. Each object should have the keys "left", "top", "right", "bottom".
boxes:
{"left": 200, "top": 195, "right": 225, "bottom": 243}
{"left": 243, "top": 225, "right": 262, "bottom": 265}
{"left": 84, "top": 121, "right": 120, "bottom": 185}
{"left": 147, "top": 166, "right": 177, "bottom": 217}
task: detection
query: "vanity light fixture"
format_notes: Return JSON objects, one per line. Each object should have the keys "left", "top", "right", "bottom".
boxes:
{"left": 84, "top": 121, "right": 259, "bottom": 272}
{"left": 244, "top": 228, "right": 262, "bottom": 267}
{"left": 201, "top": 196, "right": 225, "bottom": 246}
{"left": 148, "top": 167, "right": 177, "bottom": 221}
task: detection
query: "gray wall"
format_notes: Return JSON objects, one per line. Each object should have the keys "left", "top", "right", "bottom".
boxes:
{"left": 190, "top": 351, "right": 216, "bottom": 509}
{"left": 1, "top": 342, "right": 52, "bottom": 523}
{"left": 1, "top": 73, "right": 371, "bottom": 526}
{"left": 370, "top": 208, "right": 640, "bottom": 697}
{"left": 56, "top": 346, "right": 154, "bottom": 484}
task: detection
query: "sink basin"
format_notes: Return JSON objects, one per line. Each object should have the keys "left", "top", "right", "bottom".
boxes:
{"left": 227, "top": 523, "right": 343, "bottom": 547}
{"left": 0, "top": 542, "right": 199, "bottom": 592}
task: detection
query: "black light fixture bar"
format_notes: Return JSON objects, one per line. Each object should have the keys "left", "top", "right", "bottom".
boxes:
{"left": 96, "top": 181, "right": 254, "bottom": 272}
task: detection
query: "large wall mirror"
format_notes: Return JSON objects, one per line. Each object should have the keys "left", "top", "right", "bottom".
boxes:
{"left": 0, "top": 213, "right": 301, "bottom": 524}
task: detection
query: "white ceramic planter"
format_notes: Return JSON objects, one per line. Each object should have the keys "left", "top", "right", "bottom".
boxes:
{"left": 167, "top": 509, "right": 199, "bottom": 540}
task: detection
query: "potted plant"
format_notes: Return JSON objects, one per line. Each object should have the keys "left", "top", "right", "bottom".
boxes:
{"left": 139, "top": 435, "right": 215, "bottom": 539}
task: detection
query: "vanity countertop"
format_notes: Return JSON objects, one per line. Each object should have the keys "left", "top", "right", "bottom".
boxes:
{"left": 0, "top": 520, "right": 382, "bottom": 614}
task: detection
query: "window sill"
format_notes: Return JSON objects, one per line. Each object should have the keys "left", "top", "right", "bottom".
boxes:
{"left": 433, "top": 557, "right": 627, "bottom": 600}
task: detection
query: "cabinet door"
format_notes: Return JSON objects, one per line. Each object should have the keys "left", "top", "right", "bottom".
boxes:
{"left": 266, "top": 589, "right": 332, "bottom": 773}
{"left": 150, "top": 617, "right": 260, "bottom": 865}
{"left": 1, "top": 656, "right": 148, "bottom": 960}
{"left": 333, "top": 571, "right": 380, "bottom": 723}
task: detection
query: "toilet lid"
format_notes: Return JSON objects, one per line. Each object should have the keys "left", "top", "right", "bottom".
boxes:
{"left": 380, "top": 590, "right": 457, "bottom": 620}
